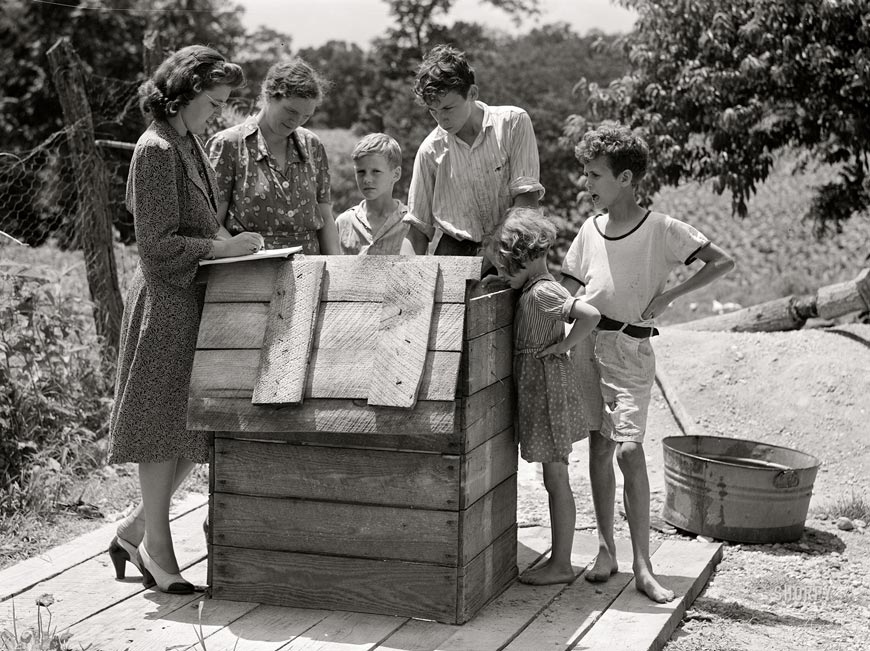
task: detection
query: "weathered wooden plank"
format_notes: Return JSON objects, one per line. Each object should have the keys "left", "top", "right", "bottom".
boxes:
{"left": 368, "top": 261, "right": 439, "bottom": 408}
{"left": 204, "top": 256, "right": 481, "bottom": 304}
{"left": 196, "top": 302, "right": 463, "bottom": 351}
{"left": 465, "top": 287, "right": 515, "bottom": 339}
{"left": 0, "top": 506, "right": 208, "bottom": 632}
{"left": 461, "top": 380, "right": 514, "bottom": 452}
{"left": 460, "top": 477, "right": 517, "bottom": 565}
{"left": 210, "top": 545, "right": 458, "bottom": 622}
{"left": 252, "top": 259, "right": 324, "bottom": 404}
{"left": 196, "top": 302, "right": 269, "bottom": 348}
{"left": 279, "top": 610, "right": 408, "bottom": 651}
{"left": 311, "top": 349, "right": 459, "bottom": 401}
{"left": 456, "top": 525, "right": 518, "bottom": 624}
{"left": 214, "top": 438, "right": 461, "bottom": 509}
{"left": 503, "top": 535, "right": 659, "bottom": 651}
{"left": 577, "top": 540, "right": 723, "bottom": 651}
{"left": 460, "top": 427, "right": 517, "bottom": 508}
{"left": 0, "top": 492, "right": 205, "bottom": 602}
{"left": 188, "top": 397, "right": 457, "bottom": 439}
{"left": 191, "top": 349, "right": 460, "bottom": 401}
{"left": 212, "top": 493, "right": 461, "bottom": 564}
{"left": 462, "top": 326, "right": 513, "bottom": 395}
{"left": 65, "top": 568, "right": 253, "bottom": 651}
{"left": 178, "top": 604, "right": 331, "bottom": 651}
{"left": 373, "top": 527, "right": 556, "bottom": 651}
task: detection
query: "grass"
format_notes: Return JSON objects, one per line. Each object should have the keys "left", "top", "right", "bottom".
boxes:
{"left": 812, "top": 490, "right": 870, "bottom": 522}
{"left": 0, "top": 598, "right": 94, "bottom": 650}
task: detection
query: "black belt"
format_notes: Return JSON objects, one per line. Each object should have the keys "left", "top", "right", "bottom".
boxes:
{"left": 597, "top": 315, "right": 659, "bottom": 339}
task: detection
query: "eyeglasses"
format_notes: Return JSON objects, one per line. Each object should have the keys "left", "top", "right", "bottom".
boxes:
{"left": 203, "top": 92, "right": 227, "bottom": 111}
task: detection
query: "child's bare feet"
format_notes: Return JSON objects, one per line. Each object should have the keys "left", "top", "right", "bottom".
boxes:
{"left": 584, "top": 547, "right": 618, "bottom": 583}
{"left": 634, "top": 566, "right": 675, "bottom": 603}
{"left": 518, "top": 559, "right": 577, "bottom": 585}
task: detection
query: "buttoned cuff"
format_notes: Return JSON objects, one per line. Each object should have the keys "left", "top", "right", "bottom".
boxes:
{"left": 402, "top": 213, "right": 436, "bottom": 240}
{"left": 510, "top": 176, "right": 545, "bottom": 200}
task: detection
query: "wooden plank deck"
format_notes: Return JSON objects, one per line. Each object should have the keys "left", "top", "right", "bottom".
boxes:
{"left": 0, "top": 498, "right": 721, "bottom": 651}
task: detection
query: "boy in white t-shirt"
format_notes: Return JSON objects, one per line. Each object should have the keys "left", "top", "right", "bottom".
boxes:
{"left": 559, "top": 123, "right": 734, "bottom": 602}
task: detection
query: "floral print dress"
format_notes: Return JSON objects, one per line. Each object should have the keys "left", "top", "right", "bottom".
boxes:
{"left": 207, "top": 117, "right": 332, "bottom": 253}
{"left": 513, "top": 272, "right": 589, "bottom": 464}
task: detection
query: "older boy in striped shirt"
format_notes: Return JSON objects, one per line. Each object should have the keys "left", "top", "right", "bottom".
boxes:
{"left": 402, "top": 45, "right": 544, "bottom": 261}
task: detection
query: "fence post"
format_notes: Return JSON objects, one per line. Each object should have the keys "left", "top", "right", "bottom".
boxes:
{"left": 47, "top": 37, "right": 124, "bottom": 367}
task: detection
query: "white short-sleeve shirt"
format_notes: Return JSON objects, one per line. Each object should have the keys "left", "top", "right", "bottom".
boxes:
{"left": 561, "top": 210, "right": 709, "bottom": 324}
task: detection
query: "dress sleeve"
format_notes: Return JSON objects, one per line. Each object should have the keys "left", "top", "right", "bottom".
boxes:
{"left": 127, "top": 140, "right": 212, "bottom": 289}
{"left": 205, "top": 131, "right": 236, "bottom": 204}
{"left": 507, "top": 111, "right": 544, "bottom": 200}
{"left": 531, "top": 281, "right": 577, "bottom": 323}
{"left": 403, "top": 142, "right": 437, "bottom": 240}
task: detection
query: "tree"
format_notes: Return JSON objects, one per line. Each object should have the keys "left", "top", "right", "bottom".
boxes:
{"left": 565, "top": 0, "right": 870, "bottom": 235}
{"left": 483, "top": 25, "right": 627, "bottom": 217}
{"left": 298, "top": 41, "right": 373, "bottom": 129}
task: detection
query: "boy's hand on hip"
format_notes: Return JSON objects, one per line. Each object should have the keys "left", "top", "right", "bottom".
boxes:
{"left": 642, "top": 295, "right": 672, "bottom": 320}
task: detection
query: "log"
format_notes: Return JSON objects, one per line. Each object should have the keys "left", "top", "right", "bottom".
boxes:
{"left": 47, "top": 38, "right": 124, "bottom": 365}
{"left": 679, "top": 268, "right": 870, "bottom": 332}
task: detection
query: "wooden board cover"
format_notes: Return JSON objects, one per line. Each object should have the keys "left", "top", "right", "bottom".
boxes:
{"left": 368, "top": 261, "right": 439, "bottom": 408}
{"left": 252, "top": 259, "right": 324, "bottom": 405}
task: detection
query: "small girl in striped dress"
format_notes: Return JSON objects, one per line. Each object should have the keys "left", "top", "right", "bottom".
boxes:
{"left": 487, "top": 207, "right": 600, "bottom": 585}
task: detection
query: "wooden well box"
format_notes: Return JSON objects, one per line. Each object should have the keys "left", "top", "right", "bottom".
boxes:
{"left": 188, "top": 255, "right": 517, "bottom": 624}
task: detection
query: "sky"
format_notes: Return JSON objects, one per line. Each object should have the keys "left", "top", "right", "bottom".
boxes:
{"left": 238, "top": 0, "right": 637, "bottom": 49}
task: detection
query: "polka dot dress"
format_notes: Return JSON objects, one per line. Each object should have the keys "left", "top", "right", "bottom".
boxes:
{"left": 514, "top": 272, "right": 589, "bottom": 464}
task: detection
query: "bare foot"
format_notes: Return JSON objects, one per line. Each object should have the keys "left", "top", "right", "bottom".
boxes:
{"left": 584, "top": 549, "right": 618, "bottom": 583}
{"left": 634, "top": 568, "right": 675, "bottom": 603}
{"left": 518, "top": 559, "right": 577, "bottom": 585}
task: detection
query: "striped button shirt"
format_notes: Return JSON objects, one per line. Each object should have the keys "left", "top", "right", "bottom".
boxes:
{"left": 404, "top": 102, "right": 544, "bottom": 244}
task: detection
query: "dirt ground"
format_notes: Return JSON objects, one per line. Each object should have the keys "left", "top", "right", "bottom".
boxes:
{"left": 518, "top": 323, "right": 870, "bottom": 650}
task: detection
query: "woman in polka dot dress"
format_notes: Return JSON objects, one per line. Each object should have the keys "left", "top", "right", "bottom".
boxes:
{"left": 487, "top": 207, "right": 600, "bottom": 585}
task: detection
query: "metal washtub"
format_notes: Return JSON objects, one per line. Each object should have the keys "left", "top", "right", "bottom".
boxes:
{"left": 662, "top": 435, "right": 821, "bottom": 543}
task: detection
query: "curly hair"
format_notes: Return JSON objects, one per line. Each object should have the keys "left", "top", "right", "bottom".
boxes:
{"left": 352, "top": 133, "right": 402, "bottom": 169}
{"left": 261, "top": 57, "right": 331, "bottom": 104}
{"left": 574, "top": 122, "right": 649, "bottom": 184}
{"left": 486, "top": 208, "right": 556, "bottom": 276}
{"left": 413, "top": 44, "right": 476, "bottom": 105}
{"left": 138, "top": 45, "right": 245, "bottom": 120}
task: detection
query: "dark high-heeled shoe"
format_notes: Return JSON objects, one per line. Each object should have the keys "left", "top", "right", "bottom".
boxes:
{"left": 108, "top": 536, "right": 140, "bottom": 580}
{"left": 136, "top": 544, "right": 194, "bottom": 594}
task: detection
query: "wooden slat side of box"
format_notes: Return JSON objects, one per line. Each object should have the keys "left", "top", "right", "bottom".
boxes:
{"left": 464, "top": 288, "right": 515, "bottom": 340}
{"left": 191, "top": 349, "right": 459, "bottom": 401}
{"left": 460, "top": 380, "right": 514, "bottom": 453}
{"left": 210, "top": 545, "right": 458, "bottom": 622}
{"left": 197, "top": 302, "right": 464, "bottom": 352}
{"left": 214, "top": 437, "right": 460, "bottom": 509}
{"left": 204, "top": 256, "right": 481, "bottom": 304}
{"left": 456, "top": 524, "right": 518, "bottom": 624}
{"left": 459, "top": 427, "right": 517, "bottom": 509}
{"left": 461, "top": 327, "right": 513, "bottom": 396}
{"left": 458, "top": 476, "right": 517, "bottom": 565}
{"left": 212, "top": 493, "right": 460, "bottom": 565}
{"left": 252, "top": 259, "right": 324, "bottom": 405}
{"left": 189, "top": 398, "right": 458, "bottom": 445}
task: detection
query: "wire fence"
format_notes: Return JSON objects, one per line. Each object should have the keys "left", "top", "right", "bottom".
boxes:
{"left": 1, "top": 40, "right": 141, "bottom": 368}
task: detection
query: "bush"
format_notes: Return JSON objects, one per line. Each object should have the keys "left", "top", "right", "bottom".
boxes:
{"left": 0, "top": 265, "right": 112, "bottom": 517}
